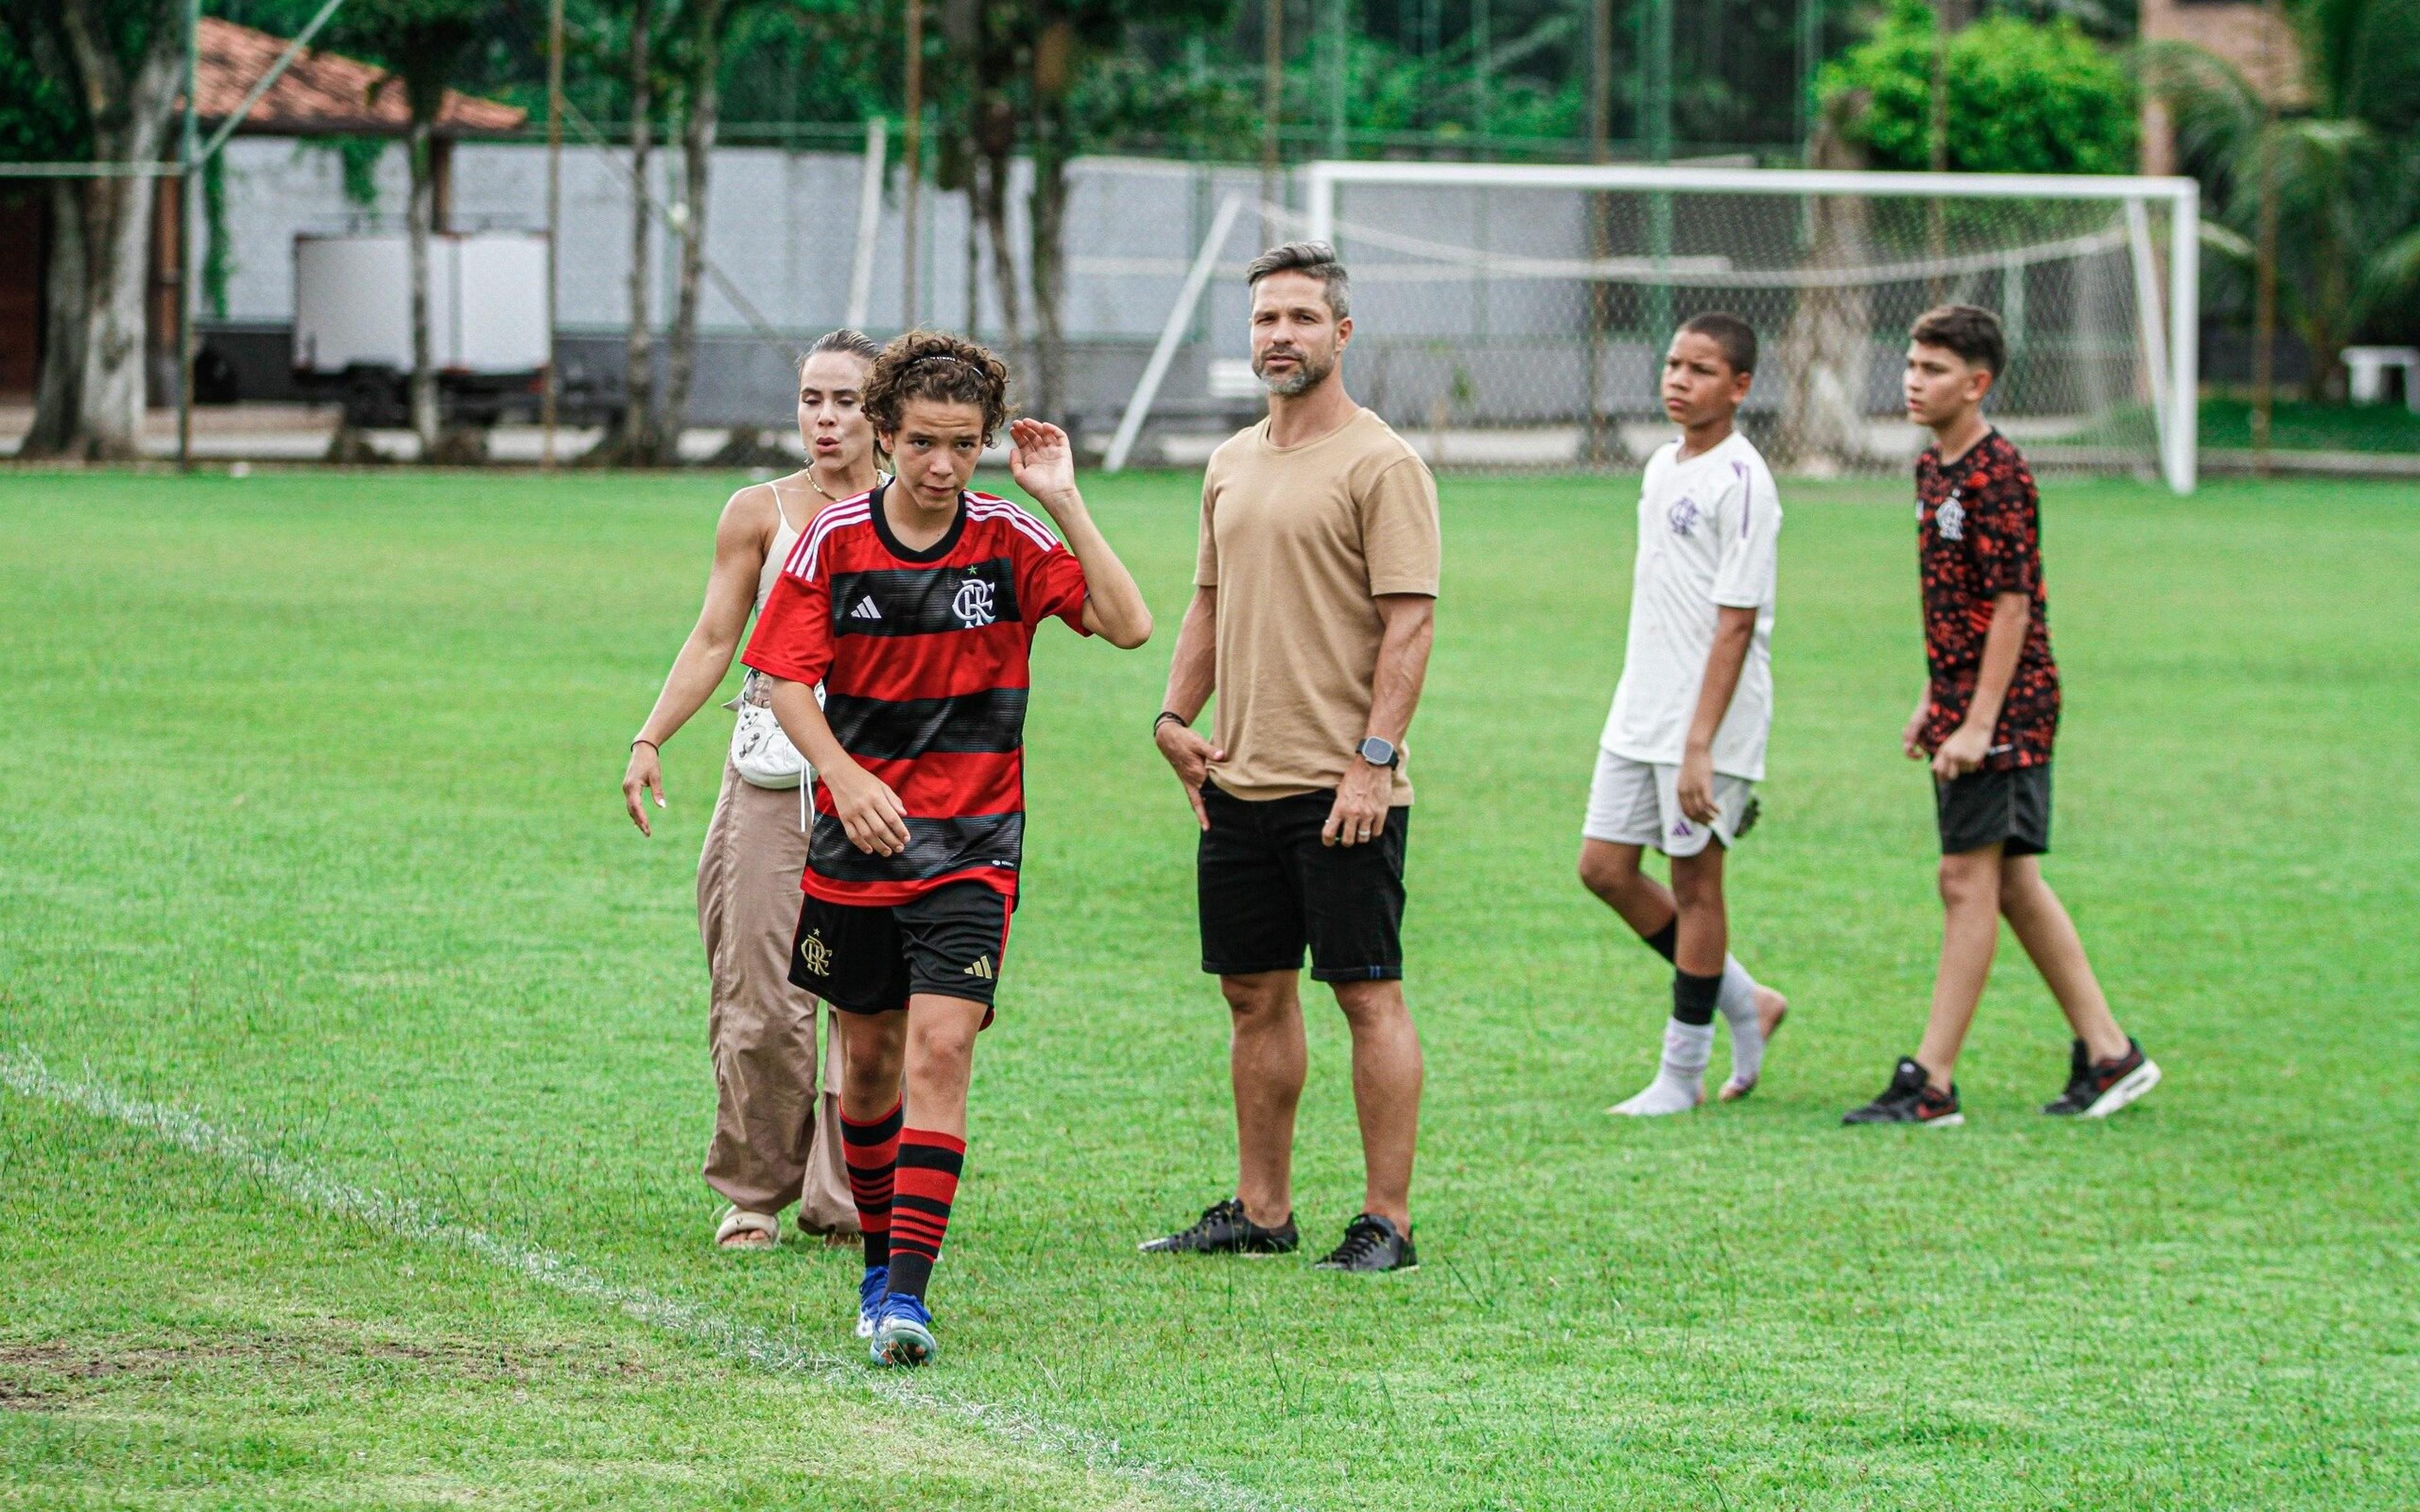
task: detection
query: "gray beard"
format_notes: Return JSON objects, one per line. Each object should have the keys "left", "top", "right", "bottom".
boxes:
{"left": 1256, "top": 350, "right": 1333, "bottom": 398}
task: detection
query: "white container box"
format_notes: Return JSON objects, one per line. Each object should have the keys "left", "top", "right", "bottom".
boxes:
{"left": 293, "top": 231, "right": 551, "bottom": 376}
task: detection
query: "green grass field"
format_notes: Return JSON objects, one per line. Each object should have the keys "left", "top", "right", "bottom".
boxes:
{"left": 3, "top": 466, "right": 2415, "bottom": 1510}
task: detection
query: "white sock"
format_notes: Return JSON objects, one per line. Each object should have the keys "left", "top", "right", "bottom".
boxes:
{"left": 1611, "top": 1018, "right": 1712, "bottom": 1116}
{"left": 1716, "top": 956, "right": 1765, "bottom": 1088}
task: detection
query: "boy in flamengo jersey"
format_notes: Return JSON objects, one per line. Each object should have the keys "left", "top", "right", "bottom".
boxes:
{"left": 1580, "top": 312, "right": 1790, "bottom": 1116}
{"left": 1843, "top": 304, "right": 2158, "bottom": 1128}
{"left": 745, "top": 331, "right": 1153, "bottom": 1365}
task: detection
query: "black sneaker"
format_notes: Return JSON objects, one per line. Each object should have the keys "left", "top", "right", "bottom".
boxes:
{"left": 2042, "top": 1037, "right": 2162, "bottom": 1118}
{"left": 1138, "top": 1198, "right": 1299, "bottom": 1255}
{"left": 1313, "top": 1213, "right": 1418, "bottom": 1273}
{"left": 1841, "top": 1056, "right": 1964, "bottom": 1127}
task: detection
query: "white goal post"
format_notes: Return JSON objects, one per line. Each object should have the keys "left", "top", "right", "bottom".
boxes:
{"left": 1284, "top": 160, "right": 2201, "bottom": 491}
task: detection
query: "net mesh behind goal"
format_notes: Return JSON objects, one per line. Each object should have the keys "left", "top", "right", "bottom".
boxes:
{"left": 1299, "top": 169, "right": 2189, "bottom": 478}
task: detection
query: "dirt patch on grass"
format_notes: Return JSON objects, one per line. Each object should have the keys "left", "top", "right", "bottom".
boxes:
{"left": 0, "top": 1331, "right": 655, "bottom": 1409}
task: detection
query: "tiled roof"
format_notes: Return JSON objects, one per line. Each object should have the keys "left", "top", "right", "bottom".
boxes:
{"left": 192, "top": 16, "right": 527, "bottom": 137}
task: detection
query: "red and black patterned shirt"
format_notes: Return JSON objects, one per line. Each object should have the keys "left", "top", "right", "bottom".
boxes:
{"left": 741, "top": 483, "right": 1090, "bottom": 905}
{"left": 1916, "top": 430, "right": 2060, "bottom": 770}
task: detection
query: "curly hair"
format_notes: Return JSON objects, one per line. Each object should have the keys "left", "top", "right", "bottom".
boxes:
{"left": 861, "top": 329, "right": 1012, "bottom": 442}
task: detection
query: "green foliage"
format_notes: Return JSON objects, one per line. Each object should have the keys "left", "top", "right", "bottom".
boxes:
{"left": 2145, "top": 0, "right": 2420, "bottom": 380}
{"left": 0, "top": 23, "right": 84, "bottom": 163}
{"left": 200, "top": 150, "right": 231, "bottom": 318}
{"left": 1818, "top": 0, "right": 2136, "bottom": 174}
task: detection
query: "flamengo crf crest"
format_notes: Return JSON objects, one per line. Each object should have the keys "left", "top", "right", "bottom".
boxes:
{"left": 798, "top": 930, "right": 832, "bottom": 975}
{"left": 953, "top": 576, "right": 997, "bottom": 627}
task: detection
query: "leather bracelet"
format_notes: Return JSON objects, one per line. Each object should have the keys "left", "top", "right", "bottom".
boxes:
{"left": 631, "top": 737, "right": 660, "bottom": 752}
{"left": 1153, "top": 710, "right": 1187, "bottom": 734}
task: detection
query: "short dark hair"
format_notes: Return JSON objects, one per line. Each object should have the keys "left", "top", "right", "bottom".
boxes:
{"left": 800, "top": 328, "right": 882, "bottom": 374}
{"left": 1245, "top": 240, "right": 1350, "bottom": 319}
{"left": 1910, "top": 304, "right": 2008, "bottom": 377}
{"left": 861, "top": 329, "right": 1012, "bottom": 442}
{"left": 1677, "top": 312, "right": 1757, "bottom": 375}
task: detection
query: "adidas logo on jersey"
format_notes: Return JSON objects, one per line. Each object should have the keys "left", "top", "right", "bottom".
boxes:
{"left": 962, "top": 955, "right": 994, "bottom": 980}
{"left": 851, "top": 598, "right": 883, "bottom": 621}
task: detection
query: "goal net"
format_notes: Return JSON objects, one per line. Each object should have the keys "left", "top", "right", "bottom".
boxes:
{"left": 1266, "top": 163, "right": 2198, "bottom": 488}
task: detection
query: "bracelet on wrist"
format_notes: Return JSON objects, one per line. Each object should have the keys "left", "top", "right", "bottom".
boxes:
{"left": 1154, "top": 710, "right": 1188, "bottom": 734}
{"left": 631, "top": 737, "right": 660, "bottom": 752}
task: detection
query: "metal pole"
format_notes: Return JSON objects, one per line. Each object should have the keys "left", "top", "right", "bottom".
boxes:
{"left": 542, "top": 0, "right": 564, "bottom": 466}
{"left": 1105, "top": 192, "right": 1246, "bottom": 472}
{"left": 1472, "top": 0, "right": 1490, "bottom": 142}
{"left": 178, "top": 0, "right": 199, "bottom": 472}
{"left": 1642, "top": 0, "right": 1673, "bottom": 337}
{"left": 2169, "top": 180, "right": 2199, "bottom": 493}
{"left": 2252, "top": 0, "right": 2278, "bottom": 472}
{"left": 1584, "top": 0, "right": 1611, "bottom": 465}
{"left": 844, "top": 116, "right": 886, "bottom": 328}
{"left": 1323, "top": 0, "right": 1347, "bottom": 159}
{"left": 1261, "top": 0, "right": 1284, "bottom": 241}
{"left": 902, "top": 0, "right": 923, "bottom": 327}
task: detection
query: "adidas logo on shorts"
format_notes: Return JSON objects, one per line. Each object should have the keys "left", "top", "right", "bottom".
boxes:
{"left": 851, "top": 598, "right": 882, "bottom": 621}
{"left": 962, "top": 955, "right": 994, "bottom": 980}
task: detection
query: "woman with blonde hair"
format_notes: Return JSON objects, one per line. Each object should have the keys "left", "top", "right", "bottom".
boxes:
{"left": 622, "top": 329, "right": 885, "bottom": 1249}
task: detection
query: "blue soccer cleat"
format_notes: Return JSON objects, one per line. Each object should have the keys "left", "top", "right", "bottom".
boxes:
{"left": 869, "top": 1291, "right": 936, "bottom": 1367}
{"left": 856, "top": 1265, "right": 888, "bottom": 1340}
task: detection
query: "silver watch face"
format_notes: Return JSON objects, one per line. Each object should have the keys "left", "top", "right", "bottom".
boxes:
{"left": 1359, "top": 737, "right": 1396, "bottom": 767}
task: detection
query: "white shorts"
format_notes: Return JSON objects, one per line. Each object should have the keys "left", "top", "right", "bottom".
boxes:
{"left": 1581, "top": 748, "right": 1756, "bottom": 858}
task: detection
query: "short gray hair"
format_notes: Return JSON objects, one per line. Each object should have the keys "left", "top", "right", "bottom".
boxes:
{"left": 1245, "top": 241, "right": 1350, "bottom": 320}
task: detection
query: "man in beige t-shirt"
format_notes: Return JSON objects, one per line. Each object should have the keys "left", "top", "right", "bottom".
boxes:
{"left": 1140, "top": 241, "right": 1440, "bottom": 1274}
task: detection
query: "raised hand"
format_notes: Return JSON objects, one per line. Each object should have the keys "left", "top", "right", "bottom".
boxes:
{"left": 1006, "top": 417, "right": 1077, "bottom": 507}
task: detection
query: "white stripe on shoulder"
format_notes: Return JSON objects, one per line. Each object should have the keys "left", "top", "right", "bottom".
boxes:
{"left": 794, "top": 501, "right": 872, "bottom": 578}
{"left": 967, "top": 499, "right": 1061, "bottom": 552}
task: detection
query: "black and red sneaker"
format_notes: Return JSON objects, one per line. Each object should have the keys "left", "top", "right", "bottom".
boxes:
{"left": 2042, "top": 1038, "right": 2161, "bottom": 1118}
{"left": 1841, "top": 1057, "right": 1964, "bottom": 1127}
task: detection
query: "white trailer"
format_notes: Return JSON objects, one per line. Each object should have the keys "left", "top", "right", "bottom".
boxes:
{"left": 293, "top": 231, "right": 555, "bottom": 427}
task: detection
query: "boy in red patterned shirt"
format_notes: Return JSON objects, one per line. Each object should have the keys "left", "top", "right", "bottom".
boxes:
{"left": 1843, "top": 305, "right": 2160, "bottom": 1128}
{"left": 746, "top": 332, "right": 1153, "bottom": 1365}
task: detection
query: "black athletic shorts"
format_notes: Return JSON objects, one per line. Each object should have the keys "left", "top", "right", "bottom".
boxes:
{"left": 788, "top": 878, "right": 1011, "bottom": 1022}
{"left": 1197, "top": 780, "right": 1410, "bottom": 983}
{"left": 1935, "top": 763, "right": 2053, "bottom": 857}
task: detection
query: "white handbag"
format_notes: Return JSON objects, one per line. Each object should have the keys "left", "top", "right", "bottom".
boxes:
{"left": 729, "top": 669, "right": 817, "bottom": 790}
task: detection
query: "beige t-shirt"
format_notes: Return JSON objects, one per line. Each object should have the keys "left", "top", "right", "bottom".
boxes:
{"left": 1195, "top": 408, "right": 1441, "bottom": 804}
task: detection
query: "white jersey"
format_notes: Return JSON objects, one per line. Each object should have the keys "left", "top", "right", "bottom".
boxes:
{"left": 1601, "top": 430, "right": 1781, "bottom": 781}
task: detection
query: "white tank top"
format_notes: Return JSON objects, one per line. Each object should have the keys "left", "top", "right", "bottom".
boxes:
{"left": 754, "top": 481, "right": 803, "bottom": 617}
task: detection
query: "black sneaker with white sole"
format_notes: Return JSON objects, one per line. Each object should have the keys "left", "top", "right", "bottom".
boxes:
{"left": 1313, "top": 1213, "right": 1418, "bottom": 1273}
{"left": 1841, "top": 1056, "right": 1964, "bottom": 1127}
{"left": 1138, "top": 1198, "right": 1299, "bottom": 1255}
{"left": 2042, "top": 1037, "right": 2161, "bottom": 1117}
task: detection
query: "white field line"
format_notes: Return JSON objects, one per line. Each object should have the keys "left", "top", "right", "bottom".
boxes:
{"left": 1, "top": 1046, "right": 1284, "bottom": 1512}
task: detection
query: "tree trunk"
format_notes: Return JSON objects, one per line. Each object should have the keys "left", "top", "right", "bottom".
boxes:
{"left": 21, "top": 180, "right": 89, "bottom": 459}
{"left": 609, "top": 0, "right": 656, "bottom": 461}
{"left": 1778, "top": 92, "right": 1874, "bottom": 474}
{"left": 406, "top": 115, "right": 440, "bottom": 448}
{"left": 1024, "top": 17, "right": 1075, "bottom": 420}
{"left": 55, "top": 0, "right": 182, "bottom": 461}
{"left": 979, "top": 146, "right": 1023, "bottom": 358}
{"left": 655, "top": 0, "right": 725, "bottom": 461}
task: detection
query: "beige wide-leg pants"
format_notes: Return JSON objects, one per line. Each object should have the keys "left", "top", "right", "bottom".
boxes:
{"left": 697, "top": 759, "right": 856, "bottom": 1232}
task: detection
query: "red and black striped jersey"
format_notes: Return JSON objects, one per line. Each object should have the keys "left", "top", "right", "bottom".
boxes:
{"left": 740, "top": 483, "right": 1090, "bottom": 905}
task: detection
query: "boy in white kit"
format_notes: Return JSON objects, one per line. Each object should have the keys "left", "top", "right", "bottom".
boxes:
{"left": 1577, "top": 313, "right": 1790, "bottom": 1115}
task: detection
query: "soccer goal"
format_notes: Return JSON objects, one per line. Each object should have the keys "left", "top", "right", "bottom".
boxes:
{"left": 1162, "top": 161, "right": 2197, "bottom": 490}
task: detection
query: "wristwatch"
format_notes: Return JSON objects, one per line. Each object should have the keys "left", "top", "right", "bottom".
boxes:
{"left": 1357, "top": 735, "right": 1400, "bottom": 770}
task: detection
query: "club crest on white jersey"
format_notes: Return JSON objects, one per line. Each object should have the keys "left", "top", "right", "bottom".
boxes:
{"left": 1668, "top": 496, "right": 1700, "bottom": 537}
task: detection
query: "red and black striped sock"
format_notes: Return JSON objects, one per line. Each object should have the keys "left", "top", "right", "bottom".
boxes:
{"left": 839, "top": 1101, "right": 902, "bottom": 1273}
{"left": 885, "top": 1128, "right": 965, "bottom": 1303}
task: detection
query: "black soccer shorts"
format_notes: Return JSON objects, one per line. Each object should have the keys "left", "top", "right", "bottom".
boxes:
{"left": 788, "top": 878, "right": 1012, "bottom": 1022}
{"left": 1196, "top": 779, "right": 1410, "bottom": 983}
{"left": 1934, "top": 763, "right": 2053, "bottom": 857}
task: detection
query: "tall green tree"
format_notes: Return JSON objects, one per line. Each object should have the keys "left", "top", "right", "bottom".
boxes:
{"left": 331, "top": 0, "right": 504, "bottom": 450}
{"left": 2145, "top": 0, "right": 2420, "bottom": 398}
{"left": 2, "top": 0, "right": 186, "bottom": 461}
{"left": 1816, "top": 0, "right": 2136, "bottom": 175}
